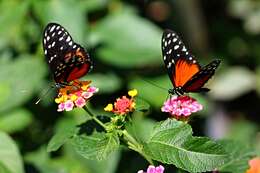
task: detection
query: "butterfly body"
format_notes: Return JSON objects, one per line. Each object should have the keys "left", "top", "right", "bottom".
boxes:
{"left": 162, "top": 29, "right": 221, "bottom": 96}
{"left": 42, "top": 23, "right": 92, "bottom": 85}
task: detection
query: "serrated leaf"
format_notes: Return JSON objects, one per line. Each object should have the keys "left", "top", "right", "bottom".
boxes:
{"left": 0, "top": 131, "right": 24, "bottom": 173}
{"left": 71, "top": 133, "right": 120, "bottom": 160}
{"left": 144, "top": 119, "right": 228, "bottom": 172}
{"left": 218, "top": 140, "right": 254, "bottom": 173}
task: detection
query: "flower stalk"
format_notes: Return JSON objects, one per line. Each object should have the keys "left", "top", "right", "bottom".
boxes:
{"left": 83, "top": 106, "right": 107, "bottom": 130}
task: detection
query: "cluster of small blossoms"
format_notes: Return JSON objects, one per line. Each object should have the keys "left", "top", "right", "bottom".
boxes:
{"left": 138, "top": 165, "right": 164, "bottom": 173}
{"left": 104, "top": 89, "right": 137, "bottom": 115}
{"left": 55, "top": 80, "right": 98, "bottom": 112}
{"left": 161, "top": 95, "right": 203, "bottom": 119}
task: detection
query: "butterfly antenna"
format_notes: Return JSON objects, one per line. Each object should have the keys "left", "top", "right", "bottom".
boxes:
{"left": 35, "top": 84, "right": 56, "bottom": 104}
{"left": 141, "top": 78, "right": 169, "bottom": 91}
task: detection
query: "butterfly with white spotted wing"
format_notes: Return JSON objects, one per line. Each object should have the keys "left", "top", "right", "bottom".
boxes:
{"left": 161, "top": 29, "right": 221, "bottom": 96}
{"left": 42, "top": 22, "right": 92, "bottom": 86}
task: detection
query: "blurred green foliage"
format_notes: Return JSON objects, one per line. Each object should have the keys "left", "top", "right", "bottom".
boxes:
{"left": 0, "top": 0, "right": 260, "bottom": 173}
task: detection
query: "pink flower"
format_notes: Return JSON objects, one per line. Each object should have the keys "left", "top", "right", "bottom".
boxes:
{"left": 161, "top": 96, "right": 202, "bottom": 119}
{"left": 87, "top": 86, "right": 98, "bottom": 93}
{"left": 57, "top": 103, "right": 65, "bottom": 112}
{"left": 75, "top": 97, "right": 86, "bottom": 108}
{"left": 138, "top": 165, "right": 164, "bottom": 173}
{"left": 82, "top": 92, "right": 93, "bottom": 99}
{"left": 64, "top": 100, "right": 74, "bottom": 111}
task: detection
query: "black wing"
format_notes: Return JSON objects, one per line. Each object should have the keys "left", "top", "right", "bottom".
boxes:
{"left": 42, "top": 23, "right": 92, "bottom": 83}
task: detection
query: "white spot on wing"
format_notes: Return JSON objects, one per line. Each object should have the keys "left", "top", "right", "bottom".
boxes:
{"left": 174, "top": 45, "right": 179, "bottom": 50}
{"left": 167, "top": 33, "right": 171, "bottom": 38}
{"left": 66, "top": 36, "right": 71, "bottom": 42}
{"left": 69, "top": 41, "right": 73, "bottom": 46}
{"left": 51, "top": 32, "right": 55, "bottom": 37}
{"left": 59, "top": 36, "right": 63, "bottom": 41}
{"left": 173, "top": 38, "right": 177, "bottom": 42}
{"left": 73, "top": 45, "right": 77, "bottom": 49}
{"left": 58, "top": 31, "right": 62, "bottom": 35}
{"left": 60, "top": 46, "right": 63, "bottom": 50}
{"left": 44, "top": 50, "right": 47, "bottom": 55}
{"left": 47, "top": 36, "right": 50, "bottom": 41}
{"left": 50, "top": 25, "right": 56, "bottom": 32}
{"left": 51, "top": 41, "right": 55, "bottom": 47}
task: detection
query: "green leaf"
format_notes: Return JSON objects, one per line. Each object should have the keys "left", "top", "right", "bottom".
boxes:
{"left": 71, "top": 132, "right": 120, "bottom": 160}
{"left": 126, "top": 114, "right": 155, "bottom": 143}
{"left": 0, "top": 131, "right": 24, "bottom": 173}
{"left": 47, "top": 126, "right": 78, "bottom": 152}
{"left": 0, "top": 108, "right": 33, "bottom": 133}
{"left": 218, "top": 140, "right": 254, "bottom": 173}
{"left": 32, "top": 0, "right": 87, "bottom": 43}
{"left": 0, "top": 56, "right": 46, "bottom": 113}
{"left": 93, "top": 8, "right": 162, "bottom": 67}
{"left": 0, "top": 1, "right": 29, "bottom": 51}
{"left": 144, "top": 119, "right": 228, "bottom": 172}
{"left": 135, "top": 97, "right": 150, "bottom": 112}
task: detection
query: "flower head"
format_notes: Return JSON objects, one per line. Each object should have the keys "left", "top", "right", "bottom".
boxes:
{"left": 161, "top": 95, "right": 202, "bottom": 119}
{"left": 138, "top": 165, "right": 164, "bottom": 173}
{"left": 55, "top": 80, "right": 98, "bottom": 112}
{"left": 104, "top": 89, "right": 137, "bottom": 115}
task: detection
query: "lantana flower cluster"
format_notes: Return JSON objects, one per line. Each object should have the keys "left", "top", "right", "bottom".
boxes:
{"left": 104, "top": 89, "right": 137, "bottom": 115}
{"left": 161, "top": 95, "right": 203, "bottom": 119}
{"left": 138, "top": 165, "right": 165, "bottom": 173}
{"left": 55, "top": 80, "right": 98, "bottom": 112}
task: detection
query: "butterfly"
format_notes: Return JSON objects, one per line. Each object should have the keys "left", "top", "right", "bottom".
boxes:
{"left": 42, "top": 22, "right": 92, "bottom": 86}
{"left": 161, "top": 29, "right": 221, "bottom": 96}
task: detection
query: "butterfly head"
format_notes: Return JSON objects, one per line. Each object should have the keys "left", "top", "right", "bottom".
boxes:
{"left": 168, "top": 87, "right": 185, "bottom": 96}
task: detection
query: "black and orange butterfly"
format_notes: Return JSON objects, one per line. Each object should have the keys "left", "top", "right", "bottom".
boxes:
{"left": 42, "top": 23, "right": 92, "bottom": 86}
{"left": 162, "top": 29, "right": 221, "bottom": 96}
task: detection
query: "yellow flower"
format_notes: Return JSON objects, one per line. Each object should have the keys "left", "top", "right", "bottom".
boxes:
{"left": 70, "top": 94, "right": 78, "bottom": 101}
{"left": 128, "top": 89, "right": 138, "bottom": 97}
{"left": 55, "top": 98, "right": 62, "bottom": 103}
{"left": 104, "top": 103, "right": 113, "bottom": 112}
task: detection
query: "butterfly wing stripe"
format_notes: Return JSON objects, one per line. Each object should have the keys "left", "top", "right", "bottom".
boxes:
{"left": 183, "top": 59, "right": 221, "bottom": 92}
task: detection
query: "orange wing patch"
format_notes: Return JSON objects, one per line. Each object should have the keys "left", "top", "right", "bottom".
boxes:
{"left": 173, "top": 59, "right": 200, "bottom": 87}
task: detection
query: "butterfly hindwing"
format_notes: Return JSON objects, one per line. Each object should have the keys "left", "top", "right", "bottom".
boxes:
{"left": 161, "top": 29, "right": 200, "bottom": 88}
{"left": 43, "top": 23, "right": 92, "bottom": 83}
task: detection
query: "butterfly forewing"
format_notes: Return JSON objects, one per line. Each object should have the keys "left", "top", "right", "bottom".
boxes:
{"left": 43, "top": 23, "right": 92, "bottom": 83}
{"left": 161, "top": 30, "right": 201, "bottom": 87}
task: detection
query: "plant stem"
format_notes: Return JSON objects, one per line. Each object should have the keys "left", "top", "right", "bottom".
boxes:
{"left": 83, "top": 106, "right": 107, "bottom": 130}
{"left": 122, "top": 130, "right": 154, "bottom": 165}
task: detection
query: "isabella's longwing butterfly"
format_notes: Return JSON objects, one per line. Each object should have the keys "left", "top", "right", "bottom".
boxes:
{"left": 42, "top": 23, "right": 92, "bottom": 85}
{"left": 162, "top": 29, "right": 221, "bottom": 96}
